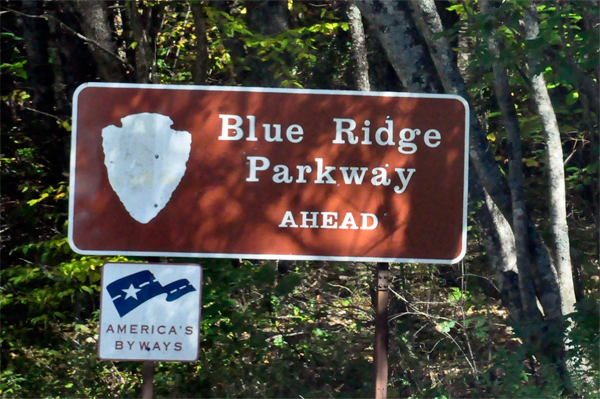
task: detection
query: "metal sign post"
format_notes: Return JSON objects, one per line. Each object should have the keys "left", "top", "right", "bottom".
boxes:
{"left": 141, "top": 361, "right": 154, "bottom": 399}
{"left": 374, "top": 262, "right": 390, "bottom": 399}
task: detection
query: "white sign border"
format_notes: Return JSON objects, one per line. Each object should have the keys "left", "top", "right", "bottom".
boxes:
{"left": 69, "top": 83, "right": 470, "bottom": 265}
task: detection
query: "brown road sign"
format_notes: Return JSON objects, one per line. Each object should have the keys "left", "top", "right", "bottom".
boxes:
{"left": 69, "top": 83, "right": 469, "bottom": 263}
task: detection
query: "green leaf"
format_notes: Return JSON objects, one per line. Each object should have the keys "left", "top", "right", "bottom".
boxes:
{"left": 447, "top": 4, "right": 464, "bottom": 13}
{"left": 437, "top": 320, "right": 456, "bottom": 333}
{"left": 222, "top": 298, "right": 238, "bottom": 308}
{"left": 80, "top": 286, "right": 94, "bottom": 294}
{"left": 448, "top": 287, "right": 467, "bottom": 304}
{"left": 566, "top": 91, "right": 579, "bottom": 105}
{"left": 274, "top": 273, "right": 301, "bottom": 296}
{"left": 26, "top": 192, "right": 49, "bottom": 206}
{"left": 524, "top": 158, "right": 540, "bottom": 167}
{"left": 313, "top": 328, "right": 326, "bottom": 337}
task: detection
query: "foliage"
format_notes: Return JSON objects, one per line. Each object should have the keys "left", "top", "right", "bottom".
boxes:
{"left": 1, "top": 0, "right": 598, "bottom": 398}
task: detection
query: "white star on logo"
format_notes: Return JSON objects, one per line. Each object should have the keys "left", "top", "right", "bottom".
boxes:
{"left": 122, "top": 284, "right": 142, "bottom": 300}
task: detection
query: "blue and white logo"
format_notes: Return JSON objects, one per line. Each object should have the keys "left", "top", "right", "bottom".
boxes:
{"left": 107, "top": 270, "right": 196, "bottom": 317}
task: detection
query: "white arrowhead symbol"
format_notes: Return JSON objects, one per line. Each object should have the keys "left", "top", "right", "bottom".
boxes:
{"left": 101, "top": 113, "right": 192, "bottom": 224}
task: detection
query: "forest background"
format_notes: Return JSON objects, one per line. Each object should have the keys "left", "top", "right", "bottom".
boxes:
{"left": 1, "top": 0, "right": 598, "bottom": 398}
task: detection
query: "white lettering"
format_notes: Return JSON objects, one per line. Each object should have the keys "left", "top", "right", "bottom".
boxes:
{"left": 247, "top": 115, "right": 257, "bottom": 141}
{"left": 264, "top": 124, "right": 283, "bottom": 142}
{"left": 371, "top": 167, "right": 391, "bottom": 186}
{"left": 273, "top": 165, "right": 293, "bottom": 183}
{"left": 247, "top": 156, "right": 270, "bottom": 182}
{"left": 315, "top": 158, "right": 337, "bottom": 184}
{"left": 321, "top": 212, "right": 338, "bottom": 229}
{"left": 361, "top": 120, "right": 372, "bottom": 145}
{"left": 332, "top": 118, "right": 359, "bottom": 144}
{"left": 296, "top": 165, "right": 312, "bottom": 183}
{"left": 360, "top": 213, "right": 378, "bottom": 230}
{"left": 398, "top": 129, "right": 419, "bottom": 154}
{"left": 424, "top": 129, "right": 441, "bottom": 148}
{"left": 219, "top": 114, "right": 243, "bottom": 140}
{"left": 279, "top": 211, "right": 298, "bottom": 228}
{"left": 286, "top": 125, "right": 304, "bottom": 143}
{"left": 300, "top": 212, "right": 319, "bottom": 228}
{"left": 279, "top": 211, "right": 375, "bottom": 230}
{"left": 394, "top": 168, "right": 416, "bottom": 194}
{"left": 340, "top": 167, "right": 368, "bottom": 184}
{"left": 340, "top": 213, "right": 359, "bottom": 229}
{"left": 375, "top": 120, "right": 394, "bottom": 146}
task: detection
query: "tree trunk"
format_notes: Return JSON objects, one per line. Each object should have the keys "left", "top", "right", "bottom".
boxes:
{"left": 74, "top": 0, "right": 125, "bottom": 82}
{"left": 524, "top": 1, "right": 576, "bottom": 316}
{"left": 406, "top": 0, "right": 563, "bottom": 321}
{"left": 127, "top": 0, "right": 152, "bottom": 83}
{"left": 22, "top": 0, "right": 54, "bottom": 116}
{"left": 47, "top": 12, "right": 69, "bottom": 115}
{"left": 544, "top": 48, "right": 599, "bottom": 124}
{"left": 355, "top": 0, "right": 516, "bottom": 226}
{"left": 245, "top": 0, "right": 288, "bottom": 36}
{"left": 190, "top": 1, "right": 209, "bottom": 85}
{"left": 547, "top": 0, "right": 599, "bottom": 123}
{"left": 243, "top": 0, "right": 289, "bottom": 87}
{"left": 579, "top": 0, "right": 600, "bottom": 81}
{"left": 354, "top": 0, "right": 565, "bottom": 320}
{"left": 473, "top": 170, "right": 526, "bottom": 322}
{"left": 352, "top": 0, "right": 440, "bottom": 93}
{"left": 354, "top": 0, "right": 529, "bottom": 323}
{"left": 55, "top": 2, "right": 100, "bottom": 95}
{"left": 480, "top": 0, "right": 539, "bottom": 322}
{"left": 405, "top": 0, "right": 512, "bottom": 219}
{"left": 346, "top": 3, "right": 370, "bottom": 91}
{"left": 362, "top": 19, "right": 403, "bottom": 92}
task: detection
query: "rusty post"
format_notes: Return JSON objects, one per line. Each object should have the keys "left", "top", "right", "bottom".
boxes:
{"left": 374, "top": 262, "right": 389, "bottom": 399}
{"left": 141, "top": 361, "right": 154, "bottom": 399}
